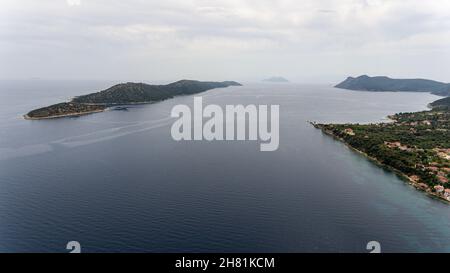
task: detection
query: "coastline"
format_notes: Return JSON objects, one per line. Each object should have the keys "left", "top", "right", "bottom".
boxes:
{"left": 23, "top": 101, "right": 158, "bottom": 120}
{"left": 23, "top": 109, "right": 106, "bottom": 120}
{"left": 311, "top": 122, "right": 450, "bottom": 204}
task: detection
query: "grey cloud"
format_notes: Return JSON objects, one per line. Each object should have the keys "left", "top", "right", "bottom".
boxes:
{"left": 0, "top": 0, "right": 449, "bottom": 82}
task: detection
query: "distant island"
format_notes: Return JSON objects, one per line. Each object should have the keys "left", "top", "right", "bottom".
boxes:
{"left": 25, "top": 80, "right": 242, "bottom": 120}
{"left": 335, "top": 75, "right": 450, "bottom": 96}
{"left": 263, "top": 77, "right": 289, "bottom": 83}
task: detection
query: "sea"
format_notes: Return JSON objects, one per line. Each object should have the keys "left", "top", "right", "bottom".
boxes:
{"left": 0, "top": 79, "right": 449, "bottom": 253}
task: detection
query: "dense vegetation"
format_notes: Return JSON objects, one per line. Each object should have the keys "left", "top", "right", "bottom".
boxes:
{"left": 335, "top": 75, "right": 450, "bottom": 96}
{"left": 315, "top": 108, "right": 450, "bottom": 201}
{"left": 26, "top": 80, "right": 241, "bottom": 119}
{"left": 73, "top": 80, "right": 242, "bottom": 104}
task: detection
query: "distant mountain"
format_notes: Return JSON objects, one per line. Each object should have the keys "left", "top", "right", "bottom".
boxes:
{"left": 430, "top": 96, "right": 450, "bottom": 109}
{"left": 73, "top": 80, "right": 242, "bottom": 104}
{"left": 335, "top": 75, "right": 450, "bottom": 96}
{"left": 263, "top": 77, "right": 289, "bottom": 83}
{"left": 25, "top": 80, "right": 242, "bottom": 119}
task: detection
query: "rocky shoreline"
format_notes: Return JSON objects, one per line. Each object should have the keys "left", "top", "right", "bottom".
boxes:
{"left": 23, "top": 108, "right": 107, "bottom": 120}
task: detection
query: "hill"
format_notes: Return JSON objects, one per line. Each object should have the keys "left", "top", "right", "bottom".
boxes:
{"left": 335, "top": 75, "right": 450, "bottom": 96}
{"left": 25, "top": 80, "right": 241, "bottom": 119}
{"left": 73, "top": 80, "right": 242, "bottom": 104}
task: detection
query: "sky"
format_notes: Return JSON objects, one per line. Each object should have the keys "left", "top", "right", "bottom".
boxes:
{"left": 1, "top": 0, "right": 449, "bottom": 83}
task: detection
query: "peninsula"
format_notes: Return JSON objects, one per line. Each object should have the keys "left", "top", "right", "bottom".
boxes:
{"left": 430, "top": 96, "right": 450, "bottom": 109}
{"left": 24, "top": 80, "right": 242, "bottom": 120}
{"left": 335, "top": 75, "right": 450, "bottom": 96}
{"left": 313, "top": 96, "right": 450, "bottom": 202}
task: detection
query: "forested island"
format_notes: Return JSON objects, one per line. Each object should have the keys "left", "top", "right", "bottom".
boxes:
{"left": 335, "top": 75, "right": 450, "bottom": 96}
{"left": 25, "top": 80, "right": 241, "bottom": 119}
{"left": 313, "top": 99, "right": 450, "bottom": 202}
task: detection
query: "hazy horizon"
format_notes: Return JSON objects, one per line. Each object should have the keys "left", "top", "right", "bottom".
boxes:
{"left": 1, "top": 0, "right": 450, "bottom": 83}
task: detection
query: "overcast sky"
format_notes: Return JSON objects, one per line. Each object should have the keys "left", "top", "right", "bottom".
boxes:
{"left": 1, "top": 0, "right": 449, "bottom": 83}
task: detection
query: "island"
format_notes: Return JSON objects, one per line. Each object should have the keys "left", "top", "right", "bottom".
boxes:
{"left": 312, "top": 97, "right": 450, "bottom": 202}
{"left": 335, "top": 75, "right": 450, "bottom": 96}
{"left": 262, "top": 77, "right": 289, "bottom": 83}
{"left": 24, "top": 80, "right": 242, "bottom": 120}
